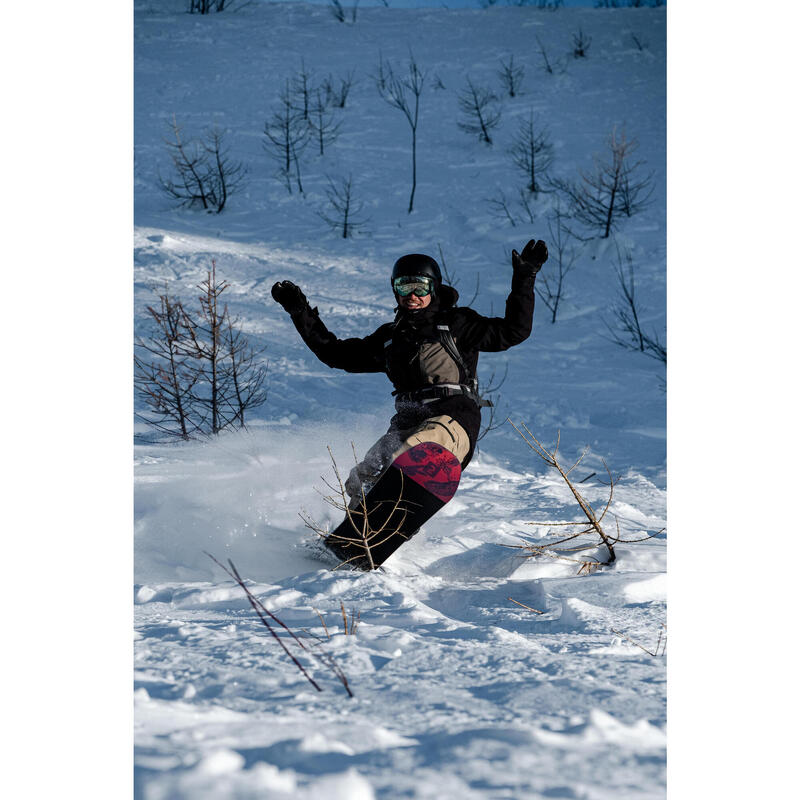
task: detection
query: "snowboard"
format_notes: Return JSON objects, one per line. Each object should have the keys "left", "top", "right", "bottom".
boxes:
{"left": 324, "top": 441, "right": 462, "bottom": 569}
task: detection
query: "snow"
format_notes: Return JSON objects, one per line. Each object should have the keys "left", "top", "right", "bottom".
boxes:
{"left": 130, "top": 3, "right": 669, "bottom": 797}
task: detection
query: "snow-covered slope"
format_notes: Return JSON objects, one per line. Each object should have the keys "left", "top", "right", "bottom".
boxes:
{"left": 134, "top": 3, "right": 666, "bottom": 797}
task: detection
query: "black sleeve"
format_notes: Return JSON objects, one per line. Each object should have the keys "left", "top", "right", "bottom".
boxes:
{"left": 287, "top": 304, "right": 389, "bottom": 373}
{"left": 454, "top": 272, "right": 536, "bottom": 352}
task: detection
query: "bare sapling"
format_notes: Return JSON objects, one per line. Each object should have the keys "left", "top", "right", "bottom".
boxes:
{"left": 605, "top": 244, "right": 666, "bottom": 363}
{"left": 160, "top": 117, "right": 246, "bottom": 213}
{"left": 189, "top": 1, "right": 242, "bottom": 14}
{"left": 535, "top": 35, "right": 562, "bottom": 76}
{"left": 509, "top": 110, "right": 554, "bottom": 193}
{"left": 194, "top": 262, "right": 268, "bottom": 431}
{"left": 508, "top": 421, "right": 663, "bottom": 573}
{"left": 292, "top": 59, "right": 314, "bottom": 122}
{"left": 572, "top": 28, "right": 592, "bottom": 58}
{"left": 328, "top": 0, "right": 346, "bottom": 21}
{"left": 376, "top": 53, "right": 426, "bottom": 213}
{"left": 535, "top": 201, "right": 578, "bottom": 323}
{"left": 205, "top": 553, "right": 353, "bottom": 697}
{"left": 135, "top": 265, "right": 268, "bottom": 440}
{"left": 263, "top": 80, "right": 310, "bottom": 194}
{"left": 318, "top": 174, "right": 369, "bottom": 238}
{"left": 134, "top": 292, "right": 203, "bottom": 440}
{"left": 552, "top": 126, "right": 654, "bottom": 238}
{"left": 498, "top": 55, "right": 525, "bottom": 98}
{"left": 300, "top": 446, "right": 415, "bottom": 571}
{"left": 308, "top": 88, "right": 342, "bottom": 156}
{"left": 188, "top": 262, "right": 229, "bottom": 433}
{"left": 221, "top": 315, "right": 269, "bottom": 427}
{"left": 328, "top": 0, "right": 359, "bottom": 23}
{"left": 457, "top": 77, "right": 501, "bottom": 145}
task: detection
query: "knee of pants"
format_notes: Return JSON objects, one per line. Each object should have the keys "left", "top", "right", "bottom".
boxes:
{"left": 395, "top": 415, "right": 471, "bottom": 464}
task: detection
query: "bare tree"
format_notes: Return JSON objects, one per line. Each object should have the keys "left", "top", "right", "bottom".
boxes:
{"left": 572, "top": 28, "right": 592, "bottom": 58}
{"left": 457, "top": 78, "right": 501, "bottom": 145}
{"left": 221, "top": 315, "right": 269, "bottom": 428}
{"left": 160, "top": 117, "right": 246, "bottom": 213}
{"left": 508, "top": 423, "right": 663, "bottom": 572}
{"left": 605, "top": 245, "right": 665, "bottom": 363}
{"left": 498, "top": 55, "right": 524, "bottom": 98}
{"left": 376, "top": 54, "right": 426, "bottom": 213}
{"left": 509, "top": 110, "right": 554, "bottom": 193}
{"left": 535, "top": 202, "right": 578, "bottom": 323}
{"left": 308, "top": 88, "right": 342, "bottom": 156}
{"left": 328, "top": 0, "right": 346, "bottom": 21}
{"left": 292, "top": 59, "right": 314, "bottom": 122}
{"left": 318, "top": 174, "right": 369, "bottom": 238}
{"left": 535, "top": 35, "right": 564, "bottom": 76}
{"left": 551, "top": 127, "right": 654, "bottom": 238}
{"left": 186, "top": 263, "right": 229, "bottom": 433}
{"left": 630, "top": 32, "right": 648, "bottom": 52}
{"left": 263, "top": 80, "right": 310, "bottom": 194}
{"left": 185, "top": 262, "right": 269, "bottom": 432}
{"left": 328, "top": 0, "right": 359, "bottom": 23}
{"left": 204, "top": 128, "right": 247, "bottom": 213}
{"left": 189, "top": 0, "right": 235, "bottom": 12}
{"left": 134, "top": 293, "right": 203, "bottom": 440}
{"left": 135, "top": 267, "right": 268, "bottom": 440}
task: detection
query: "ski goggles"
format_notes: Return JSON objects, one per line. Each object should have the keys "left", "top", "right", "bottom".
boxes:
{"left": 392, "top": 275, "right": 434, "bottom": 297}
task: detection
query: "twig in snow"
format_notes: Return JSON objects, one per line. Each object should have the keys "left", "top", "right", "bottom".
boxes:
{"left": 205, "top": 553, "right": 354, "bottom": 696}
{"left": 610, "top": 624, "right": 667, "bottom": 657}
{"left": 508, "top": 597, "right": 544, "bottom": 615}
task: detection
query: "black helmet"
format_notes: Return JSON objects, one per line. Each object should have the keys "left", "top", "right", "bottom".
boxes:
{"left": 391, "top": 254, "right": 442, "bottom": 286}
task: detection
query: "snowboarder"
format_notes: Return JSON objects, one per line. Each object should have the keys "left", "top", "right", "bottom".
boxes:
{"left": 271, "top": 239, "right": 548, "bottom": 568}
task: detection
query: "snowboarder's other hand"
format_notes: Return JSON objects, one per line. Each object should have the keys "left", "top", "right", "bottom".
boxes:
{"left": 511, "top": 239, "right": 548, "bottom": 278}
{"left": 271, "top": 280, "right": 308, "bottom": 315}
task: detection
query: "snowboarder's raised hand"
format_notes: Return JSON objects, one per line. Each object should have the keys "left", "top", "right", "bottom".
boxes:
{"left": 271, "top": 280, "right": 308, "bottom": 315}
{"left": 511, "top": 239, "right": 548, "bottom": 279}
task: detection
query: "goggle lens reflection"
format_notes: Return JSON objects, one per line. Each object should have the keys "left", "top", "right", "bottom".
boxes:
{"left": 393, "top": 276, "right": 433, "bottom": 297}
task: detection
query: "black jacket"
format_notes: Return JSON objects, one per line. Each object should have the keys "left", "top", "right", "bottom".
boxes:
{"left": 287, "top": 272, "right": 536, "bottom": 466}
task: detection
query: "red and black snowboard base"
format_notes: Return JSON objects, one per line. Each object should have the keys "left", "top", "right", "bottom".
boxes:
{"left": 324, "top": 441, "right": 462, "bottom": 570}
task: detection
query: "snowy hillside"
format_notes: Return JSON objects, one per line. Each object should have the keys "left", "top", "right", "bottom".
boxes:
{"left": 134, "top": 3, "right": 666, "bottom": 798}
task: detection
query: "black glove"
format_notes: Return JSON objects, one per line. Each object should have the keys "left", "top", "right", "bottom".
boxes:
{"left": 511, "top": 239, "right": 548, "bottom": 279}
{"left": 271, "top": 280, "right": 308, "bottom": 315}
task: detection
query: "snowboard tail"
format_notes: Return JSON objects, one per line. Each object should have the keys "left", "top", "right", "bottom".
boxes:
{"left": 325, "top": 441, "right": 461, "bottom": 569}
